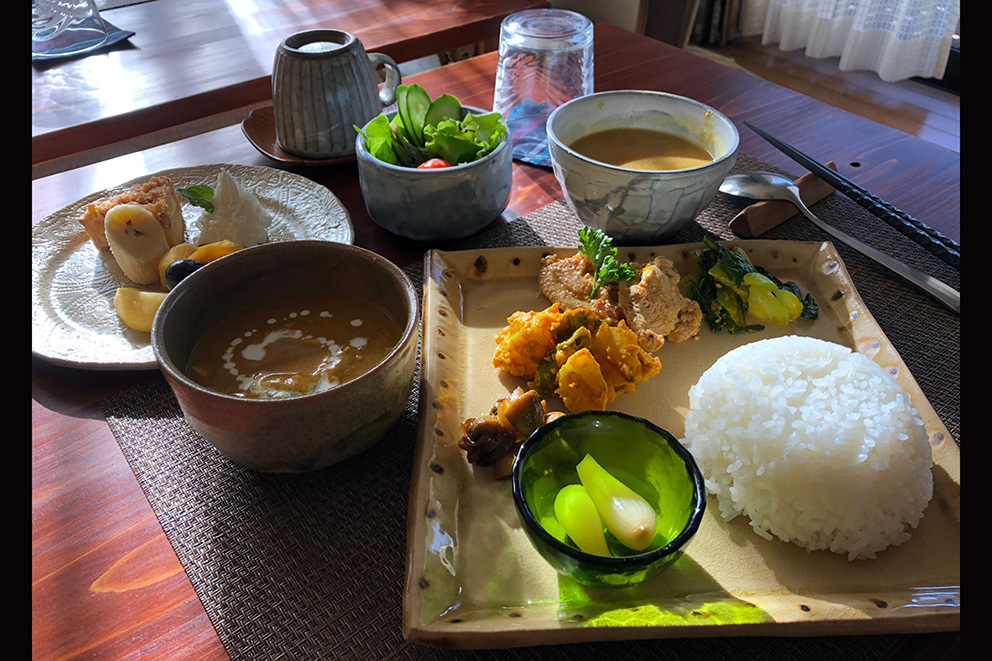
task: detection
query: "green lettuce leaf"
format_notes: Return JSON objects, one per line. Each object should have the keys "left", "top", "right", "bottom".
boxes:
{"left": 355, "top": 87, "right": 507, "bottom": 168}
{"left": 354, "top": 114, "right": 398, "bottom": 164}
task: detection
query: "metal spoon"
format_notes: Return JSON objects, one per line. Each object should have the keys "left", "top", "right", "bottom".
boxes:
{"left": 719, "top": 171, "right": 960, "bottom": 313}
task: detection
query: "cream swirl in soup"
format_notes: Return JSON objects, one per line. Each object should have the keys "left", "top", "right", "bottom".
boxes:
{"left": 186, "top": 293, "right": 402, "bottom": 399}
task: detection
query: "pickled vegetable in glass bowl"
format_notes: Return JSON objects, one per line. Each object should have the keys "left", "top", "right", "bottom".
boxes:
{"left": 512, "top": 411, "right": 705, "bottom": 588}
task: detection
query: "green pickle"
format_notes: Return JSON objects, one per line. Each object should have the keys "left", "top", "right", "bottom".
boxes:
{"left": 684, "top": 236, "right": 817, "bottom": 333}
{"left": 776, "top": 287, "right": 803, "bottom": 318}
{"left": 708, "top": 263, "right": 747, "bottom": 298}
{"left": 576, "top": 455, "right": 658, "bottom": 552}
{"left": 553, "top": 484, "right": 610, "bottom": 556}
{"left": 745, "top": 273, "right": 803, "bottom": 325}
{"left": 747, "top": 286, "right": 790, "bottom": 325}
{"left": 742, "top": 272, "right": 777, "bottom": 290}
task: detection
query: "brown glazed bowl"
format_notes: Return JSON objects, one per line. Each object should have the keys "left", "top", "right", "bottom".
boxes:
{"left": 151, "top": 240, "right": 419, "bottom": 472}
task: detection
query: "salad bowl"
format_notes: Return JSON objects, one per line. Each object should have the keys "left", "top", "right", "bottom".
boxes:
{"left": 355, "top": 101, "right": 512, "bottom": 242}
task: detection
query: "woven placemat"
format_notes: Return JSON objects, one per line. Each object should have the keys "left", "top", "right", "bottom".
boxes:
{"left": 103, "top": 153, "right": 959, "bottom": 660}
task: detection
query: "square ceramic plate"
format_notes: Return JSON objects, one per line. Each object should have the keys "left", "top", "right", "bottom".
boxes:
{"left": 403, "top": 240, "right": 960, "bottom": 649}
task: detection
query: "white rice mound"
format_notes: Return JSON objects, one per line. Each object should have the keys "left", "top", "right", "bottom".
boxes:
{"left": 680, "top": 336, "right": 933, "bottom": 560}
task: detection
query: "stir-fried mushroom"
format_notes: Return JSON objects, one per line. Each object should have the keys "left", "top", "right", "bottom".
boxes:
{"left": 457, "top": 387, "right": 563, "bottom": 478}
{"left": 458, "top": 416, "right": 518, "bottom": 467}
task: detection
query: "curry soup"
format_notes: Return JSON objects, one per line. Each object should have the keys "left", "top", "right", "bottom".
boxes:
{"left": 186, "top": 292, "right": 403, "bottom": 399}
{"left": 569, "top": 128, "right": 713, "bottom": 171}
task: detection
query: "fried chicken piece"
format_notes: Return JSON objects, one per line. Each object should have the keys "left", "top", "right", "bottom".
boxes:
{"left": 538, "top": 253, "right": 620, "bottom": 323}
{"left": 618, "top": 257, "right": 702, "bottom": 352}
{"left": 666, "top": 299, "right": 703, "bottom": 343}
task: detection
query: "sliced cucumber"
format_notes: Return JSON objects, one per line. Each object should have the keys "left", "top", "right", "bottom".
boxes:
{"left": 424, "top": 93, "right": 462, "bottom": 128}
{"left": 395, "top": 86, "right": 413, "bottom": 144}
{"left": 404, "top": 84, "right": 432, "bottom": 147}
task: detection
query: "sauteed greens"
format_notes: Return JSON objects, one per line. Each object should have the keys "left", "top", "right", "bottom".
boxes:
{"left": 355, "top": 85, "right": 507, "bottom": 168}
{"left": 682, "top": 236, "right": 818, "bottom": 333}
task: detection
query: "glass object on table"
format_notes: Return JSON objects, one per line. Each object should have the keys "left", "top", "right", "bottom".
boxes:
{"left": 32, "top": 0, "right": 110, "bottom": 59}
{"left": 492, "top": 8, "right": 594, "bottom": 166}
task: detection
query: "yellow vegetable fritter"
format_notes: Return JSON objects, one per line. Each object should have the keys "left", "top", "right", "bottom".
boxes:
{"left": 493, "top": 303, "right": 562, "bottom": 379}
{"left": 590, "top": 321, "right": 661, "bottom": 400}
{"left": 556, "top": 348, "right": 609, "bottom": 412}
{"left": 493, "top": 303, "right": 661, "bottom": 413}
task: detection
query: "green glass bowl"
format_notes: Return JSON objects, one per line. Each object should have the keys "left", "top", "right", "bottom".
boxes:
{"left": 512, "top": 411, "right": 706, "bottom": 588}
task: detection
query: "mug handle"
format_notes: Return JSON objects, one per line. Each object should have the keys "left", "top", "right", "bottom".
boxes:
{"left": 368, "top": 53, "right": 401, "bottom": 107}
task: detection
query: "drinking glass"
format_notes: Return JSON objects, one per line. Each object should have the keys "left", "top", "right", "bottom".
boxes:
{"left": 492, "top": 8, "right": 594, "bottom": 165}
{"left": 32, "top": 0, "right": 110, "bottom": 59}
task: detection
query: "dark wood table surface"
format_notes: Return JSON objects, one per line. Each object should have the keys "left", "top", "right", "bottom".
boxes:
{"left": 31, "top": 0, "right": 548, "bottom": 172}
{"left": 32, "top": 23, "right": 960, "bottom": 660}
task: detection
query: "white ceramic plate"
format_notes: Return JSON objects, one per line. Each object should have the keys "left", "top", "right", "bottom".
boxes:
{"left": 32, "top": 164, "right": 354, "bottom": 370}
{"left": 404, "top": 241, "right": 960, "bottom": 648}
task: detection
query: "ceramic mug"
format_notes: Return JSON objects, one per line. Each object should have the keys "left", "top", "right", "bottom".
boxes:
{"left": 272, "top": 29, "right": 401, "bottom": 159}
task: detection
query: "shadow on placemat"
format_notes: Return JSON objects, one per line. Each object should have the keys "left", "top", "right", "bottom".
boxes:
{"left": 102, "top": 153, "right": 958, "bottom": 660}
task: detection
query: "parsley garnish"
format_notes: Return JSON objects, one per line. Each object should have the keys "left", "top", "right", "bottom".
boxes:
{"left": 577, "top": 227, "right": 637, "bottom": 296}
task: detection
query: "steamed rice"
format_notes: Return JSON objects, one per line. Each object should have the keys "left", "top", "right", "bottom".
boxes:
{"left": 680, "top": 336, "right": 933, "bottom": 560}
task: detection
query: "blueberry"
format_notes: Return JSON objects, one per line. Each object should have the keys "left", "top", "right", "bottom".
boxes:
{"left": 164, "top": 258, "right": 205, "bottom": 290}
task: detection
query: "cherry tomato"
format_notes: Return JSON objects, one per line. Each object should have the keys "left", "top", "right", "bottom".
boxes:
{"left": 417, "top": 158, "right": 452, "bottom": 169}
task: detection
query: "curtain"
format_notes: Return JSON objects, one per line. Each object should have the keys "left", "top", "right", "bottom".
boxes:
{"left": 740, "top": 0, "right": 960, "bottom": 82}
{"left": 691, "top": 1, "right": 743, "bottom": 47}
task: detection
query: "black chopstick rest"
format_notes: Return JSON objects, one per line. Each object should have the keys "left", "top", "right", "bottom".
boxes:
{"left": 743, "top": 121, "right": 960, "bottom": 270}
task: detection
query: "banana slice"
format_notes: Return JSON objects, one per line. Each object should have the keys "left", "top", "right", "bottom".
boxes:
{"left": 78, "top": 176, "right": 186, "bottom": 252}
{"left": 105, "top": 204, "right": 172, "bottom": 285}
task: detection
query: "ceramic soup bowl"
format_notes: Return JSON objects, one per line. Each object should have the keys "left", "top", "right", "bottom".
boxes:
{"left": 151, "top": 240, "right": 419, "bottom": 472}
{"left": 547, "top": 90, "right": 739, "bottom": 242}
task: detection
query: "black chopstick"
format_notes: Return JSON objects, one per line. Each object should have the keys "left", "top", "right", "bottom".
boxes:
{"left": 743, "top": 121, "right": 960, "bottom": 270}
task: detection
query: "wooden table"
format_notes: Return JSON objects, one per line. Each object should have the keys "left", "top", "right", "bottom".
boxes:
{"left": 32, "top": 23, "right": 959, "bottom": 660}
{"left": 31, "top": 0, "right": 548, "bottom": 176}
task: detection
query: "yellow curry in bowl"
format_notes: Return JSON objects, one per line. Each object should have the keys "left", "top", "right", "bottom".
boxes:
{"left": 186, "top": 291, "right": 403, "bottom": 399}
{"left": 569, "top": 128, "right": 714, "bottom": 171}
